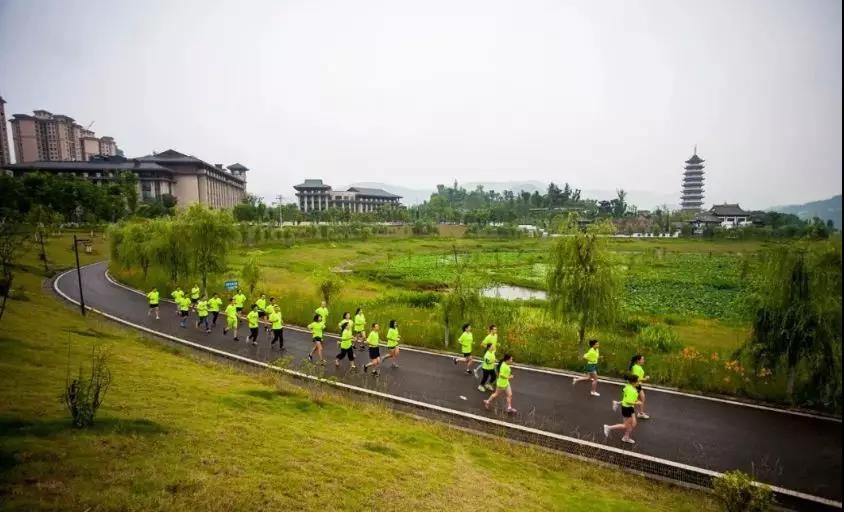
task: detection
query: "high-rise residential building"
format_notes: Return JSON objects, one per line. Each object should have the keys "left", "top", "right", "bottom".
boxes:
{"left": 680, "top": 147, "right": 705, "bottom": 212}
{"left": 9, "top": 109, "right": 120, "bottom": 163}
{"left": 294, "top": 179, "right": 403, "bottom": 212}
{"left": 0, "top": 96, "right": 11, "bottom": 167}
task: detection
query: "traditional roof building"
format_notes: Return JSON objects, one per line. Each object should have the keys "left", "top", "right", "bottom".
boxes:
{"left": 690, "top": 203, "right": 751, "bottom": 233}
{"left": 293, "top": 179, "right": 402, "bottom": 213}
{"left": 681, "top": 148, "right": 705, "bottom": 212}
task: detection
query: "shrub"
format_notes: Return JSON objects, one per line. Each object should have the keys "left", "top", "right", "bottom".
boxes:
{"left": 712, "top": 470, "right": 773, "bottom": 512}
{"left": 63, "top": 346, "right": 112, "bottom": 428}
{"left": 636, "top": 324, "right": 682, "bottom": 352}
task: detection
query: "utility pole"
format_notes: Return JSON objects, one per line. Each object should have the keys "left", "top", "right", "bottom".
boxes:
{"left": 276, "top": 194, "right": 283, "bottom": 226}
{"left": 72, "top": 235, "right": 90, "bottom": 316}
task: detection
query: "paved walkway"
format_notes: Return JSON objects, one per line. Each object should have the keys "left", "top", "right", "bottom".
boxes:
{"left": 55, "top": 262, "right": 842, "bottom": 502}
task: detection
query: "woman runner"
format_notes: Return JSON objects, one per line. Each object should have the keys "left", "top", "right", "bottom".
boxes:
{"left": 483, "top": 354, "right": 516, "bottom": 414}
{"left": 178, "top": 295, "right": 191, "bottom": 328}
{"left": 256, "top": 294, "right": 268, "bottom": 320}
{"left": 572, "top": 339, "right": 601, "bottom": 397}
{"left": 605, "top": 374, "right": 643, "bottom": 444}
{"left": 222, "top": 297, "right": 239, "bottom": 341}
{"left": 335, "top": 318, "right": 356, "bottom": 370}
{"left": 208, "top": 293, "right": 222, "bottom": 327}
{"left": 189, "top": 284, "right": 201, "bottom": 306}
{"left": 315, "top": 301, "right": 329, "bottom": 328}
{"left": 629, "top": 355, "right": 650, "bottom": 419}
{"left": 307, "top": 314, "right": 326, "bottom": 364}
{"left": 363, "top": 323, "right": 382, "bottom": 375}
{"left": 233, "top": 289, "right": 247, "bottom": 315}
{"left": 246, "top": 304, "right": 260, "bottom": 345}
{"left": 477, "top": 343, "right": 497, "bottom": 392}
{"left": 381, "top": 320, "right": 401, "bottom": 368}
{"left": 147, "top": 288, "right": 160, "bottom": 320}
{"left": 353, "top": 308, "right": 366, "bottom": 350}
{"left": 452, "top": 323, "right": 474, "bottom": 375}
{"left": 474, "top": 324, "right": 497, "bottom": 377}
{"left": 195, "top": 296, "right": 211, "bottom": 333}
{"left": 170, "top": 287, "right": 184, "bottom": 315}
{"left": 269, "top": 306, "right": 284, "bottom": 349}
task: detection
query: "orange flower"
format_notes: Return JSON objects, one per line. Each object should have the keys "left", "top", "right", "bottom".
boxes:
{"left": 710, "top": 352, "right": 720, "bottom": 362}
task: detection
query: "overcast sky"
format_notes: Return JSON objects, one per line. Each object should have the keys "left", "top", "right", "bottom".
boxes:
{"left": 1, "top": 0, "right": 841, "bottom": 209}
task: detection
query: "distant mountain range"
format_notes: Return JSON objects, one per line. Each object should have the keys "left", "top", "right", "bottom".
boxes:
{"left": 768, "top": 195, "right": 842, "bottom": 228}
{"left": 347, "top": 181, "right": 679, "bottom": 209}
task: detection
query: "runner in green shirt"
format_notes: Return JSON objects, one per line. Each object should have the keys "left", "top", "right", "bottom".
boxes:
{"left": 334, "top": 316, "right": 356, "bottom": 370}
{"left": 452, "top": 323, "right": 475, "bottom": 375}
{"left": 195, "top": 296, "right": 210, "bottom": 333}
{"left": 170, "top": 287, "right": 184, "bottom": 315}
{"left": 363, "top": 323, "right": 382, "bottom": 375}
{"left": 353, "top": 308, "right": 366, "bottom": 350}
{"left": 474, "top": 324, "right": 498, "bottom": 378}
{"left": 269, "top": 307, "right": 284, "bottom": 350}
{"left": 147, "top": 288, "right": 160, "bottom": 320}
{"left": 477, "top": 342, "right": 497, "bottom": 392}
{"left": 222, "top": 298, "right": 239, "bottom": 341}
{"left": 628, "top": 354, "right": 650, "bottom": 419}
{"left": 178, "top": 296, "right": 191, "bottom": 328}
{"left": 605, "top": 374, "right": 643, "bottom": 444}
{"left": 190, "top": 284, "right": 201, "bottom": 305}
{"left": 256, "top": 294, "right": 268, "bottom": 319}
{"left": 233, "top": 290, "right": 247, "bottom": 314}
{"left": 208, "top": 293, "right": 223, "bottom": 327}
{"left": 307, "top": 313, "right": 326, "bottom": 364}
{"left": 315, "top": 301, "right": 329, "bottom": 328}
{"left": 246, "top": 304, "right": 260, "bottom": 345}
{"left": 483, "top": 354, "right": 516, "bottom": 414}
{"left": 381, "top": 320, "right": 401, "bottom": 368}
{"left": 572, "top": 339, "right": 601, "bottom": 397}
{"left": 264, "top": 297, "right": 277, "bottom": 336}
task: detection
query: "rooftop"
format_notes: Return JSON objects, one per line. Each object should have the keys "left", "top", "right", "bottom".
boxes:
{"left": 347, "top": 186, "right": 401, "bottom": 199}
{"left": 709, "top": 203, "right": 749, "bottom": 216}
{"left": 294, "top": 179, "right": 332, "bottom": 190}
{"left": 135, "top": 149, "right": 245, "bottom": 183}
{"left": 227, "top": 163, "right": 249, "bottom": 172}
{"left": 685, "top": 153, "right": 705, "bottom": 165}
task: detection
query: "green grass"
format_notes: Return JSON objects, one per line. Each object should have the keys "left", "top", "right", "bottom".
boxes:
{"left": 0, "top": 241, "right": 716, "bottom": 511}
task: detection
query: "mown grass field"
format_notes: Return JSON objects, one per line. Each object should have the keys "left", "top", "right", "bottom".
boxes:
{"left": 112, "top": 233, "right": 801, "bottom": 405}
{"left": 0, "top": 236, "right": 717, "bottom": 511}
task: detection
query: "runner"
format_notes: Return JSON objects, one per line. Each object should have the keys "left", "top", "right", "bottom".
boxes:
{"left": 307, "top": 313, "right": 326, "bottom": 364}
{"left": 170, "top": 287, "right": 184, "bottom": 315}
{"left": 233, "top": 289, "right": 247, "bottom": 315}
{"left": 477, "top": 343, "right": 497, "bottom": 392}
{"left": 189, "top": 284, "right": 201, "bottom": 306}
{"left": 629, "top": 354, "right": 651, "bottom": 419}
{"left": 256, "top": 294, "right": 268, "bottom": 321}
{"left": 264, "top": 297, "right": 277, "bottom": 336}
{"left": 363, "top": 323, "right": 382, "bottom": 375}
{"left": 334, "top": 318, "right": 356, "bottom": 370}
{"left": 269, "top": 305, "right": 284, "bottom": 350}
{"left": 353, "top": 307, "right": 366, "bottom": 350}
{"left": 222, "top": 297, "right": 239, "bottom": 341}
{"left": 338, "top": 312, "right": 352, "bottom": 338}
{"left": 246, "top": 304, "right": 260, "bottom": 345}
{"left": 315, "top": 301, "right": 329, "bottom": 329}
{"left": 572, "top": 339, "right": 601, "bottom": 397}
{"left": 483, "top": 353, "right": 516, "bottom": 414}
{"left": 146, "top": 287, "right": 160, "bottom": 320}
{"left": 381, "top": 319, "right": 401, "bottom": 368}
{"left": 208, "top": 293, "right": 223, "bottom": 327}
{"left": 177, "top": 295, "right": 191, "bottom": 328}
{"left": 452, "top": 323, "right": 474, "bottom": 375}
{"left": 195, "top": 295, "right": 211, "bottom": 333}
{"left": 605, "top": 374, "right": 642, "bottom": 444}
{"left": 474, "top": 324, "right": 497, "bottom": 377}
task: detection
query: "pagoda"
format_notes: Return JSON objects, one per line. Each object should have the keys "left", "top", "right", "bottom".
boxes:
{"left": 680, "top": 147, "right": 705, "bottom": 211}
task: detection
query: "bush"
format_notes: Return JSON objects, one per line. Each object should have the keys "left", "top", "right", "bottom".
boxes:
{"left": 63, "top": 346, "right": 112, "bottom": 428}
{"left": 636, "top": 324, "right": 682, "bottom": 352}
{"left": 712, "top": 470, "right": 773, "bottom": 512}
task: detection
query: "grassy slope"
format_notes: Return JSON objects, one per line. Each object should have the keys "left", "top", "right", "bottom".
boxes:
{"left": 0, "top": 236, "right": 716, "bottom": 511}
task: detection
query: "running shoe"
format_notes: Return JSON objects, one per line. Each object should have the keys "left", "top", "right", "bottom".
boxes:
{"left": 637, "top": 413, "right": 650, "bottom": 419}
{"left": 335, "top": 360, "right": 340, "bottom": 367}
{"left": 621, "top": 438, "right": 636, "bottom": 445}
{"left": 485, "top": 384, "right": 494, "bottom": 391}
{"left": 477, "top": 385, "right": 486, "bottom": 392}
{"left": 363, "top": 365, "right": 368, "bottom": 373}
{"left": 590, "top": 391, "right": 601, "bottom": 397}
{"left": 233, "top": 337, "right": 239, "bottom": 341}
{"left": 453, "top": 358, "right": 458, "bottom": 365}
{"left": 473, "top": 367, "right": 481, "bottom": 378}
{"left": 506, "top": 407, "right": 517, "bottom": 414}
{"left": 391, "top": 363, "right": 398, "bottom": 368}
{"left": 465, "top": 369, "right": 472, "bottom": 375}
{"left": 612, "top": 401, "right": 619, "bottom": 412}
{"left": 252, "top": 341, "right": 257, "bottom": 346}
{"left": 572, "top": 376, "right": 577, "bottom": 386}
{"left": 603, "top": 425, "right": 610, "bottom": 438}
{"left": 483, "top": 400, "right": 491, "bottom": 410}
{"left": 308, "top": 354, "right": 313, "bottom": 362}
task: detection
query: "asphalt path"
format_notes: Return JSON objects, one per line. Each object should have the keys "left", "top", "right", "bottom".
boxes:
{"left": 55, "top": 262, "right": 842, "bottom": 502}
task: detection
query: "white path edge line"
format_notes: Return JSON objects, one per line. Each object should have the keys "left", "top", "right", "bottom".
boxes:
{"left": 55, "top": 267, "right": 842, "bottom": 509}
{"left": 101, "top": 265, "right": 841, "bottom": 424}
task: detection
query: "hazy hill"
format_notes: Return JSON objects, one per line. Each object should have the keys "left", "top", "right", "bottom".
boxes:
{"left": 768, "top": 195, "right": 842, "bottom": 228}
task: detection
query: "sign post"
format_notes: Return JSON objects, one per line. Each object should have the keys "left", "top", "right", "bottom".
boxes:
{"left": 224, "top": 280, "right": 238, "bottom": 291}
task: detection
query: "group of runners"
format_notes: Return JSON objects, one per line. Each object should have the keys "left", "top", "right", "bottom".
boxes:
{"left": 145, "top": 285, "right": 652, "bottom": 444}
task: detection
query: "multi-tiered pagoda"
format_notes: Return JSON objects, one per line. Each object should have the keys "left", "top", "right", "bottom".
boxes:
{"left": 681, "top": 147, "right": 705, "bottom": 211}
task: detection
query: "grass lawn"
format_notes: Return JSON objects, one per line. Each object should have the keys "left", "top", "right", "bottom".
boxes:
{"left": 0, "top": 238, "right": 717, "bottom": 511}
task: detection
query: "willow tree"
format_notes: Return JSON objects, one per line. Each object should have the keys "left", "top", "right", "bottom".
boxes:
{"left": 546, "top": 219, "right": 621, "bottom": 351}
{"left": 181, "top": 204, "right": 238, "bottom": 293}
{"left": 744, "top": 240, "right": 842, "bottom": 405}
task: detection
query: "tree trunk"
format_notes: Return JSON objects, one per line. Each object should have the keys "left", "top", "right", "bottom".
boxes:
{"left": 38, "top": 233, "right": 48, "bottom": 273}
{"left": 786, "top": 365, "right": 797, "bottom": 402}
{"left": 0, "top": 273, "right": 12, "bottom": 323}
{"left": 577, "top": 322, "right": 586, "bottom": 353}
{"left": 444, "top": 318, "right": 450, "bottom": 348}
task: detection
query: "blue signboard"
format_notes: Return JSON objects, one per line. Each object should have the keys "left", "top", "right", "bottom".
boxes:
{"left": 224, "top": 280, "right": 238, "bottom": 291}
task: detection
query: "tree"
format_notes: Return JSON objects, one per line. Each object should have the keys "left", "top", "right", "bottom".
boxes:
{"left": 0, "top": 217, "right": 28, "bottom": 323}
{"left": 440, "top": 248, "right": 482, "bottom": 347}
{"left": 241, "top": 257, "right": 262, "bottom": 296}
{"left": 546, "top": 222, "right": 621, "bottom": 350}
{"left": 743, "top": 241, "right": 842, "bottom": 405}
{"left": 120, "top": 222, "right": 155, "bottom": 279}
{"left": 181, "top": 204, "right": 238, "bottom": 292}
{"left": 611, "top": 189, "right": 628, "bottom": 218}
{"left": 26, "top": 204, "right": 62, "bottom": 273}
{"left": 115, "top": 171, "right": 139, "bottom": 214}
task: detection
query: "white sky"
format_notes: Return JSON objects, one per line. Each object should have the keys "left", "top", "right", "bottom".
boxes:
{"left": 1, "top": 0, "right": 841, "bottom": 209}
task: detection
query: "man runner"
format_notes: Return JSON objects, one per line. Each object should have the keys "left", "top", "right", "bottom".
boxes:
{"left": 147, "top": 287, "right": 160, "bottom": 320}
{"left": 222, "top": 297, "right": 239, "bottom": 341}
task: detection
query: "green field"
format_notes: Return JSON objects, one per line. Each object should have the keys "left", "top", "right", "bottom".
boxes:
{"left": 0, "top": 237, "right": 716, "bottom": 511}
{"left": 110, "top": 233, "right": 800, "bottom": 406}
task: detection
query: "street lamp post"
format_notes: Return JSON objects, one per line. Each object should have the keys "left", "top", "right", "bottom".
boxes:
{"left": 72, "top": 235, "right": 90, "bottom": 316}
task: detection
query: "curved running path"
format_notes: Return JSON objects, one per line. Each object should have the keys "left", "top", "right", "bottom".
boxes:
{"left": 55, "top": 262, "right": 842, "bottom": 505}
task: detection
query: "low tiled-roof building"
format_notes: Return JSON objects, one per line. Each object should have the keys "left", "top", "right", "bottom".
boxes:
{"left": 294, "top": 179, "right": 402, "bottom": 213}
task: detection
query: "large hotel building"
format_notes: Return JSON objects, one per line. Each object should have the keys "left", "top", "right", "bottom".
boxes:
{"left": 4, "top": 149, "right": 249, "bottom": 209}
{"left": 294, "top": 179, "right": 402, "bottom": 212}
